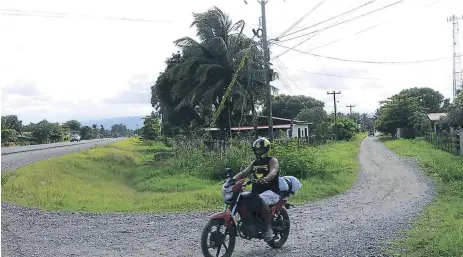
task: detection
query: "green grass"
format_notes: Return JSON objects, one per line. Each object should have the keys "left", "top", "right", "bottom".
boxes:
{"left": 381, "top": 137, "right": 463, "bottom": 257}
{"left": 2, "top": 134, "right": 366, "bottom": 214}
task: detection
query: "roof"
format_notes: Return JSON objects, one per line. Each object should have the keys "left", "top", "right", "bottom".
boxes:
{"left": 257, "top": 116, "right": 306, "bottom": 123}
{"left": 204, "top": 123, "right": 312, "bottom": 132}
{"left": 427, "top": 113, "right": 448, "bottom": 121}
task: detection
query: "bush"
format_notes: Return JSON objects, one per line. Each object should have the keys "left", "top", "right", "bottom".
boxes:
{"left": 1, "top": 129, "right": 19, "bottom": 145}
{"left": 165, "top": 136, "right": 343, "bottom": 181}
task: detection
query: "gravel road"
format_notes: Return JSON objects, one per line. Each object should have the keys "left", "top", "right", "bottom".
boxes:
{"left": 1, "top": 138, "right": 125, "bottom": 172}
{"left": 1, "top": 136, "right": 434, "bottom": 257}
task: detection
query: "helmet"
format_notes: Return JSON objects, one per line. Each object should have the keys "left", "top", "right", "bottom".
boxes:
{"left": 252, "top": 137, "right": 271, "bottom": 159}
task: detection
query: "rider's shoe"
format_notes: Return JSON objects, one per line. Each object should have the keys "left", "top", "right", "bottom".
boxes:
{"left": 263, "top": 228, "right": 273, "bottom": 241}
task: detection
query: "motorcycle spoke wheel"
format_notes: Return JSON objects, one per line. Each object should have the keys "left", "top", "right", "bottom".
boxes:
{"left": 267, "top": 208, "right": 290, "bottom": 249}
{"left": 201, "top": 219, "right": 236, "bottom": 257}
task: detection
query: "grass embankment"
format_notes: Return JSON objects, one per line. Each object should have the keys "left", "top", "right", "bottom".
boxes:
{"left": 2, "top": 134, "right": 366, "bottom": 213}
{"left": 381, "top": 137, "right": 463, "bottom": 257}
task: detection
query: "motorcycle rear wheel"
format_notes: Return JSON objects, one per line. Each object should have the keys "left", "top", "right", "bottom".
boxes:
{"left": 267, "top": 208, "right": 290, "bottom": 249}
{"left": 201, "top": 218, "right": 236, "bottom": 257}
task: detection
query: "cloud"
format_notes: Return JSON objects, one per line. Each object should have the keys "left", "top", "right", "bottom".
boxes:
{"left": 104, "top": 74, "right": 153, "bottom": 105}
{"left": 2, "top": 80, "right": 40, "bottom": 97}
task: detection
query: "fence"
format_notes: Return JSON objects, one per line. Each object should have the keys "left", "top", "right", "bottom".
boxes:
{"left": 425, "top": 132, "right": 461, "bottom": 156}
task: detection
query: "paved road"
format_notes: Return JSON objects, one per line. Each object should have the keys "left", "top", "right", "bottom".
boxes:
{"left": 1, "top": 137, "right": 435, "bottom": 257}
{"left": 1, "top": 138, "right": 125, "bottom": 172}
{"left": 1, "top": 138, "right": 115, "bottom": 155}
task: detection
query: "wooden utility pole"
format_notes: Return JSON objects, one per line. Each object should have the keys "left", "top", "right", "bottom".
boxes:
{"left": 346, "top": 104, "right": 355, "bottom": 116}
{"left": 327, "top": 91, "right": 341, "bottom": 140}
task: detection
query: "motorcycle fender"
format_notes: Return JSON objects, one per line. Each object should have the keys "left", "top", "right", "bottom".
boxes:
{"left": 209, "top": 212, "right": 235, "bottom": 227}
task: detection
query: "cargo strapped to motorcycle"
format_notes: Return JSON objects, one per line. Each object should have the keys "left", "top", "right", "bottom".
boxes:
{"left": 283, "top": 177, "right": 293, "bottom": 194}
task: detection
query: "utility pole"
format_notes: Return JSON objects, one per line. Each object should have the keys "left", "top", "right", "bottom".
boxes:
{"left": 327, "top": 91, "right": 341, "bottom": 140}
{"left": 260, "top": 0, "right": 273, "bottom": 141}
{"left": 346, "top": 104, "right": 355, "bottom": 116}
{"left": 346, "top": 104, "right": 356, "bottom": 123}
{"left": 247, "top": 0, "right": 274, "bottom": 140}
{"left": 448, "top": 15, "right": 463, "bottom": 99}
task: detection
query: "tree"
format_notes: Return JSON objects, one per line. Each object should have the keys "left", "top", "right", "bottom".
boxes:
{"left": 152, "top": 7, "right": 275, "bottom": 137}
{"left": 296, "top": 106, "right": 327, "bottom": 124}
{"left": 65, "top": 120, "right": 81, "bottom": 131}
{"left": 331, "top": 116, "right": 359, "bottom": 140}
{"left": 397, "top": 87, "right": 445, "bottom": 113}
{"left": 141, "top": 116, "right": 162, "bottom": 140}
{"left": 447, "top": 92, "right": 463, "bottom": 128}
{"left": 1, "top": 115, "right": 23, "bottom": 135}
{"left": 1, "top": 129, "right": 19, "bottom": 145}
{"left": 375, "top": 93, "right": 430, "bottom": 138}
{"left": 32, "top": 120, "right": 63, "bottom": 143}
{"left": 111, "top": 124, "right": 128, "bottom": 136}
{"left": 263, "top": 95, "right": 324, "bottom": 120}
{"left": 80, "top": 126, "right": 95, "bottom": 140}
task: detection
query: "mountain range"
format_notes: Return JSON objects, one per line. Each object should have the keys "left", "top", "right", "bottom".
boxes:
{"left": 80, "top": 116, "right": 144, "bottom": 130}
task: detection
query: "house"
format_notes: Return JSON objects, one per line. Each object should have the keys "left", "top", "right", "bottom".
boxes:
{"left": 205, "top": 115, "right": 313, "bottom": 139}
{"left": 427, "top": 113, "right": 448, "bottom": 132}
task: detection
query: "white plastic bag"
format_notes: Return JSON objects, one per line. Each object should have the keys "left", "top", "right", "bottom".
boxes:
{"left": 278, "top": 176, "right": 302, "bottom": 194}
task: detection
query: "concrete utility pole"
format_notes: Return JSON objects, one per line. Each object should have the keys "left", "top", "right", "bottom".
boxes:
{"left": 447, "top": 15, "right": 463, "bottom": 99}
{"left": 260, "top": 0, "right": 273, "bottom": 141}
{"left": 327, "top": 91, "right": 341, "bottom": 140}
{"left": 346, "top": 104, "right": 356, "bottom": 120}
{"left": 246, "top": 0, "right": 274, "bottom": 141}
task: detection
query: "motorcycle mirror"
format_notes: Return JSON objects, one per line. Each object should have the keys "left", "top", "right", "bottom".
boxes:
{"left": 225, "top": 168, "right": 232, "bottom": 178}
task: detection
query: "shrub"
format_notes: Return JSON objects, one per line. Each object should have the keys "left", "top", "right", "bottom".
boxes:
{"left": 1, "top": 129, "right": 19, "bottom": 145}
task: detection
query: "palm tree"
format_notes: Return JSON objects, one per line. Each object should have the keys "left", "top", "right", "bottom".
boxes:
{"left": 167, "top": 7, "right": 277, "bottom": 136}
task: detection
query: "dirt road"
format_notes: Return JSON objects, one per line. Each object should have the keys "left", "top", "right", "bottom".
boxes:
{"left": 1, "top": 137, "right": 434, "bottom": 257}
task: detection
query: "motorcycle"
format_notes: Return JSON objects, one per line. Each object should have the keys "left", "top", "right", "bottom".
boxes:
{"left": 200, "top": 168, "right": 293, "bottom": 257}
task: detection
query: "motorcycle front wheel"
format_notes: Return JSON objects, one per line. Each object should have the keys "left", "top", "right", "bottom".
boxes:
{"left": 200, "top": 219, "right": 236, "bottom": 257}
{"left": 267, "top": 208, "right": 290, "bottom": 249}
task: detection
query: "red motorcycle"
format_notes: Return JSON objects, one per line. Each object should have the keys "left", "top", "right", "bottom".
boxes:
{"left": 200, "top": 168, "right": 293, "bottom": 257}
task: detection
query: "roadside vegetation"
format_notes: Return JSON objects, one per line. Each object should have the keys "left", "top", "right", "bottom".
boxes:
{"left": 381, "top": 137, "right": 463, "bottom": 257}
{"left": 2, "top": 133, "right": 366, "bottom": 213}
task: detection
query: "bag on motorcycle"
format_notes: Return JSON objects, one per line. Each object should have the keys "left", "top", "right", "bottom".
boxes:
{"left": 278, "top": 176, "right": 302, "bottom": 194}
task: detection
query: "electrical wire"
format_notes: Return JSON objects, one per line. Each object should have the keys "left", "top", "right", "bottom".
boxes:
{"left": 272, "top": 0, "right": 446, "bottom": 59}
{"left": 273, "top": 43, "right": 460, "bottom": 64}
{"left": 271, "top": 3, "right": 369, "bottom": 60}
{"left": 276, "top": 0, "right": 328, "bottom": 39}
{"left": 296, "top": 69, "right": 453, "bottom": 80}
{"left": 277, "top": 0, "right": 405, "bottom": 43}
{"left": 305, "top": 23, "right": 382, "bottom": 52}
{"left": 277, "top": 0, "right": 376, "bottom": 40}
{"left": 0, "top": 8, "right": 173, "bottom": 23}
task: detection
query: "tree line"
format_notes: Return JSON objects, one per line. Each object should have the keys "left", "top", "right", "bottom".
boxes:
{"left": 1, "top": 116, "right": 133, "bottom": 146}
{"left": 375, "top": 87, "right": 462, "bottom": 138}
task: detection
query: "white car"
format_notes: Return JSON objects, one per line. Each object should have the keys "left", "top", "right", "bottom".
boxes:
{"left": 70, "top": 134, "right": 81, "bottom": 142}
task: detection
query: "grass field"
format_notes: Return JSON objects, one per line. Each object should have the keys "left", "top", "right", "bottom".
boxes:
{"left": 2, "top": 134, "right": 366, "bottom": 213}
{"left": 381, "top": 137, "right": 463, "bottom": 257}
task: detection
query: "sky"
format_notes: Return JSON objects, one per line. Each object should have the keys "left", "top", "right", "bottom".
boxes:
{"left": 1, "top": 0, "right": 462, "bottom": 124}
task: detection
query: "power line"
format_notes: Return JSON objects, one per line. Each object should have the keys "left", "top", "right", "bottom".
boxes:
{"left": 276, "top": 0, "right": 328, "bottom": 39}
{"left": 0, "top": 8, "right": 173, "bottom": 23}
{"left": 278, "top": 0, "right": 405, "bottom": 43}
{"left": 273, "top": 0, "right": 447, "bottom": 59}
{"left": 273, "top": 43, "right": 460, "bottom": 64}
{"left": 272, "top": 3, "right": 369, "bottom": 60}
{"left": 277, "top": 0, "right": 376, "bottom": 40}
{"left": 305, "top": 23, "right": 382, "bottom": 52}
{"left": 296, "top": 69, "right": 453, "bottom": 80}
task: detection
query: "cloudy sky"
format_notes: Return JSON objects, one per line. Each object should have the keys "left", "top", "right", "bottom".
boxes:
{"left": 1, "top": 0, "right": 462, "bottom": 124}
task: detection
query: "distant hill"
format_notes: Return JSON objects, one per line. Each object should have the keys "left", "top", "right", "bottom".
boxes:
{"left": 80, "top": 116, "right": 144, "bottom": 130}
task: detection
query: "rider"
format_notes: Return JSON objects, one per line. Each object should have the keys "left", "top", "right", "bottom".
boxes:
{"left": 233, "top": 137, "right": 280, "bottom": 241}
